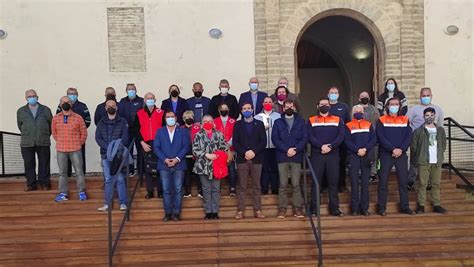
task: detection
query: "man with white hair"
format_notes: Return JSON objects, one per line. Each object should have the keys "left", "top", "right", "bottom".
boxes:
{"left": 17, "top": 89, "right": 53, "bottom": 191}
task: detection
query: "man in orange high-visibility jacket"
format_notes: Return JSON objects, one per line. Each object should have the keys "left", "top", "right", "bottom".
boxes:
{"left": 376, "top": 97, "right": 414, "bottom": 216}
{"left": 307, "top": 97, "right": 345, "bottom": 217}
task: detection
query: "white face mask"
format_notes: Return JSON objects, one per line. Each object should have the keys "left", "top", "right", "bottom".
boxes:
{"left": 220, "top": 87, "right": 229, "bottom": 94}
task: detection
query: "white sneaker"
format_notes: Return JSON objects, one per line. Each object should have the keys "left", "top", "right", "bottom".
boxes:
{"left": 98, "top": 204, "right": 109, "bottom": 212}
{"left": 197, "top": 193, "right": 203, "bottom": 199}
{"left": 120, "top": 204, "right": 127, "bottom": 211}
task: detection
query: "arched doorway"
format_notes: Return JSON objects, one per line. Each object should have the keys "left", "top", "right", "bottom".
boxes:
{"left": 295, "top": 11, "right": 385, "bottom": 118}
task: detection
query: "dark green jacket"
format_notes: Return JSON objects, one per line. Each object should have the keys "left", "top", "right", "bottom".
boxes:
{"left": 16, "top": 103, "right": 53, "bottom": 147}
{"left": 410, "top": 124, "right": 446, "bottom": 166}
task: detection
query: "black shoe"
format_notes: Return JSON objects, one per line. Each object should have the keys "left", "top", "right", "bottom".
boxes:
{"left": 416, "top": 204, "right": 425, "bottom": 214}
{"left": 351, "top": 211, "right": 359, "bottom": 216}
{"left": 407, "top": 182, "right": 415, "bottom": 192}
{"left": 400, "top": 208, "right": 415, "bottom": 215}
{"left": 369, "top": 175, "right": 378, "bottom": 183}
{"left": 261, "top": 191, "right": 268, "bottom": 195}
{"left": 172, "top": 214, "right": 181, "bottom": 221}
{"left": 378, "top": 209, "right": 387, "bottom": 216}
{"left": 361, "top": 210, "right": 370, "bottom": 216}
{"left": 433, "top": 205, "right": 447, "bottom": 214}
{"left": 163, "top": 213, "right": 172, "bottom": 222}
{"left": 157, "top": 192, "right": 163, "bottom": 199}
{"left": 145, "top": 191, "right": 154, "bottom": 199}
{"left": 204, "top": 213, "right": 211, "bottom": 220}
{"left": 24, "top": 186, "right": 37, "bottom": 192}
{"left": 40, "top": 184, "right": 51, "bottom": 191}
{"left": 214, "top": 213, "right": 219, "bottom": 220}
{"left": 331, "top": 209, "right": 344, "bottom": 217}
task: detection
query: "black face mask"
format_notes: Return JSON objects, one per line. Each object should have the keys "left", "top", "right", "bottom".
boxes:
{"left": 106, "top": 94, "right": 116, "bottom": 101}
{"left": 107, "top": 107, "right": 117, "bottom": 115}
{"left": 170, "top": 90, "right": 179, "bottom": 98}
{"left": 184, "top": 118, "right": 194, "bottom": 125}
{"left": 220, "top": 110, "right": 229, "bottom": 117}
{"left": 284, "top": 108, "right": 295, "bottom": 116}
{"left": 319, "top": 105, "right": 330, "bottom": 114}
{"left": 360, "top": 97, "right": 369, "bottom": 105}
{"left": 61, "top": 103, "right": 71, "bottom": 111}
{"left": 194, "top": 91, "right": 203, "bottom": 98}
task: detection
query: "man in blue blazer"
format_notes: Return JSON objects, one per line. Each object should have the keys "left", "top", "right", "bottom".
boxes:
{"left": 238, "top": 77, "right": 268, "bottom": 115}
{"left": 153, "top": 110, "right": 190, "bottom": 222}
{"left": 161, "top": 84, "right": 190, "bottom": 126}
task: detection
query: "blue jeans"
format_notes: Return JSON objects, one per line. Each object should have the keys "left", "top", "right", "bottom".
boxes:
{"left": 103, "top": 159, "right": 128, "bottom": 205}
{"left": 160, "top": 169, "right": 185, "bottom": 214}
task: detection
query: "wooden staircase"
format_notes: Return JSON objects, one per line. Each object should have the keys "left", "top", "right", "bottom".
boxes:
{"left": 0, "top": 172, "right": 473, "bottom": 266}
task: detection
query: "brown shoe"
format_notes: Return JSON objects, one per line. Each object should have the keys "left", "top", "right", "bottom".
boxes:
{"left": 254, "top": 210, "right": 265, "bottom": 219}
{"left": 293, "top": 208, "right": 305, "bottom": 218}
{"left": 40, "top": 184, "right": 51, "bottom": 191}
{"left": 234, "top": 211, "right": 244, "bottom": 220}
{"left": 24, "top": 186, "right": 37, "bottom": 192}
{"left": 277, "top": 208, "right": 286, "bottom": 219}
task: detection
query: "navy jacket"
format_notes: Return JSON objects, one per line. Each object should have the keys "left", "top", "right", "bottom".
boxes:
{"left": 376, "top": 115, "right": 412, "bottom": 154}
{"left": 161, "top": 97, "right": 189, "bottom": 126}
{"left": 94, "top": 102, "right": 106, "bottom": 126}
{"left": 233, "top": 119, "right": 267, "bottom": 164}
{"left": 186, "top": 96, "right": 211, "bottom": 123}
{"left": 238, "top": 91, "right": 268, "bottom": 115}
{"left": 209, "top": 93, "right": 240, "bottom": 119}
{"left": 344, "top": 119, "right": 377, "bottom": 155}
{"left": 118, "top": 96, "right": 144, "bottom": 128}
{"left": 272, "top": 114, "right": 309, "bottom": 163}
{"left": 153, "top": 126, "right": 189, "bottom": 171}
{"left": 307, "top": 115, "right": 345, "bottom": 155}
{"left": 95, "top": 116, "right": 129, "bottom": 159}
{"left": 56, "top": 100, "right": 91, "bottom": 128}
{"left": 329, "top": 102, "right": 351, "bottom": 123}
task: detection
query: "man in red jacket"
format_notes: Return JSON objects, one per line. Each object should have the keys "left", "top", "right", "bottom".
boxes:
{"left": 133, "top": 92, "right": 164, "bottom": 199}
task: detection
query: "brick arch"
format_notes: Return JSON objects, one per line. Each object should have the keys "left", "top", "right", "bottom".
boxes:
{"left": 279, "top": 2, "right": 401, "bottom": 95}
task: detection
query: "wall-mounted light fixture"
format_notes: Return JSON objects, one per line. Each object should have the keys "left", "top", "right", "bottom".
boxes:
{"left": 0, "top": 29, "right": 7, "bottom": 39}
{"left": 445, "top": 25, "right": 459, "bottom": 35}
{"left": 209, "top": 28, "right": 223, "bottom": 39}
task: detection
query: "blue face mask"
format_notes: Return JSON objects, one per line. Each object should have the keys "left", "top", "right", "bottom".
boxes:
{"left": 249, "top": 83, "right": 258, "bottom": 91}
{"left": 166, "top": 117, "right": 176, "bottom": 126}
{"left": 421, "top": 96, "right": 431, "bottom": 105}
{"left": 242, "top": 110, "right": 253, "bottom": 118}
{"left": 145, "top": 99, "right": 155, "bottom": 107}
{"left": 127, "top": 90, "right": 136, "bottom": 99}
{"left": 328, "top": 93, "right": 339, "bottom": 102}
{"left": 389, "top": 105, "right": 399, "bottom": 114}
{"left": 27, "top": 97, "right": 38, "bottom": 106}
{"left": 354, "top": 112, "right": 364, "bottom": 120}
{"left": 68, "top": 94, "right": 78, "bottom": 103}
{"left": 386, "top": 83, "right": 396, "bottom": 92}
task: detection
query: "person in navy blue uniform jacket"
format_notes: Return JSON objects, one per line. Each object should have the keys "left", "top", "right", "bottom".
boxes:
{"left": 344, "top": 105, "right": 377, "bottom": 216}
{"left": 161, "top": 84, "right": 190, "bottom": 126}
{"left": 186, "top": 82, "right": 211, "bottom": 124}
{"left": 376, "top": 97, "right": 414, "bottom": 216}
{"left": 94, "top": 87, "right": 117, "bottom": 126}
{"left": 118, "top": 83, "right": 144, "bottom": 176}
{"left": 307, "top": 97, "right": 345, "bottom": 217}
{"left": 56, "top": 87, "right": 91, "bottom": 177}
{"left": 209, "top": 79, "right": 240, "bottom": 119}
{"left": 238, "top": 77, "right": 268, "bottom": 115}
{"left": 153, "top": 110, "right": 190, "bottom": 222}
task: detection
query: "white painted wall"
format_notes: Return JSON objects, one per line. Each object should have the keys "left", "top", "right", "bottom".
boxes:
{"left": 0, "top": 0, "right": 255, "bottom": 173}
{"left": 424, "top": 0, "right": 474, "bottom": 125}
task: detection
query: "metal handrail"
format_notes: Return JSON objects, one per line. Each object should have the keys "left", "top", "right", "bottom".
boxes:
{"left": 443, "top": 117, "right": 474, "bottom": 190}
{"left": 302, "top": 152, "right": 323, "bottom": 267}
{"left": 107, "top": 138, "right": 138, "bottom": 267}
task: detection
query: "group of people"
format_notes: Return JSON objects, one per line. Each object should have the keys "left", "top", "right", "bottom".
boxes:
{"left": 16, "top": 76, "right": 447, "bottom": 221}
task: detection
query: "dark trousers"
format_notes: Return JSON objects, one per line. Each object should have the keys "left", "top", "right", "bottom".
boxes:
{"left": 21, "top": 146, "right": 51, "bottom": 187}
{"left": 66, "top": 144, "right": 86, "bottom": 177}
{"left": 184, "top": 157, "right": 202, "bottom": 195}
{"left": 311, "top": 152, "right": 340, "bottom": 212}
{"left": 377, "top": 152, "right": 410, "bottom": 211}
{"left": 145, "top": 173, "right": 162, "bottom": 194}
{"left": 129, "top": 137, "right": 144, "bottom": 175}
{"left": 349, "top": 154, "right": 371, "bottom": 212}
{"left": 261, "top": 148, "right": 279, "bottom": 194}
{"left": 339, "top": 146, "right": 347, "bottom": 188}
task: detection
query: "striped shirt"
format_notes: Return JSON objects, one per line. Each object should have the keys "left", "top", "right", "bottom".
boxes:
{"left": 52, "top": 112, "right": 87, "bottom": 152}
